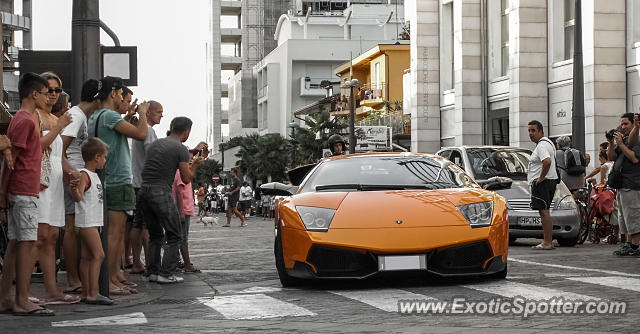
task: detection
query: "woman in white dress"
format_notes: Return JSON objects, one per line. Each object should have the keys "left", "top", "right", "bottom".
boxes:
{"left": 34, "top": 72, "right": 79, "bottom": 305}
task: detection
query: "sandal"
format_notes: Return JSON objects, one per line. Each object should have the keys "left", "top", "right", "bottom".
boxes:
{"left": 84, "top": 294, "right": 114, "bottom": 306}
{"left": 13, "top": 307, "right": 55, "bottom": 317}
{"left": 44, "top": 294, "right": 81, "bottom": 305}
{"left": 532, "top": 243, "right": 554, "bottom": 250}
{"left": 28, "top": 297, "right": 44, "bottom": 305}
{"left": 184, "top": 267, "right": 202, "bottom": 274}
{"left": 223, "top": 224, "right": 231, "bottom": 227}
{"left": 109, "top": 287, "right": 131, "bottom": 296}
{"left": 120, "top": 280, "right": 138, "bottom": 288}
{"left": 63, "top": 286, "right": 82, "bottom": 294}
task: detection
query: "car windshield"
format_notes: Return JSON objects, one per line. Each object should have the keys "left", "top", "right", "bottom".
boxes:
{"left": 466, "top": 148, "right": 531, "bottom": 180}
{"left": 299, "top": 156, "right": 478, "bottom": 193}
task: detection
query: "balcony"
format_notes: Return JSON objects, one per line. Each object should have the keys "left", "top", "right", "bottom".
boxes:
{"left": 221, "top": 56, "right": 242, "bottom": 71}
{"left": 358, "top": 83, "right": 386, "bottom": 107}
{"left": 300, "top": 77, "right": 333, "bottom": 97}
{"left": 221, "top": 1, "right": 242, "bottom": 15}
{"left": 258, "top": 85, "right": 269, "bottom": 99}
{"left": 1, "top": 12, "right": 31, "bottom": 31}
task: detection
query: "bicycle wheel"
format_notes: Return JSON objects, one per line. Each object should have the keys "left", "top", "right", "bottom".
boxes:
{"left": 577, "top": 205, "right": 590, "bottom": 245}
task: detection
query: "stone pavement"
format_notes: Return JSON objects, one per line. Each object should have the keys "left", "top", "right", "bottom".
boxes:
{"left": 0, "top": 213, "right": 639, "bottom": 333}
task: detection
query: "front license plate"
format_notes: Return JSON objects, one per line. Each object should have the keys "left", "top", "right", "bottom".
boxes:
{"left": 518, "top": 217, "right": 541, "bottom": 226}
{"left": 378, "top": 255, "right": 427, "bottom": 271}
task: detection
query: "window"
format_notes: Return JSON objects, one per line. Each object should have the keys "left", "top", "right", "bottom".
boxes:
{"left": 500, "top": 0, "right": 509, "bottom": 76}
{"left": 564, "top": 0, "right": 575, "bottom": 60}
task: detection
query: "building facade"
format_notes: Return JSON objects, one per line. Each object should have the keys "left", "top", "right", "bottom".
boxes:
{"left": 1, "top": 0, "right": 31, "bottom": 132}
{"left": 253, "top": 1, "right": 405, "bottom": 138}
{"left": 405, "top": 0, "right": 640, "bottom": 167}
{"left": 207, "top": 0, "right": 293, "bottom": 150}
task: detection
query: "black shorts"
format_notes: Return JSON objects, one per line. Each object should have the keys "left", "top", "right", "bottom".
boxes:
{"left": 530, "top": 179, "right": 557, "bottom": 211}
{"left": 239, "top": 200, "right": 251, "bottom": 211}
{"left": 228, "top": 199, "right": 239, "bottom": 210}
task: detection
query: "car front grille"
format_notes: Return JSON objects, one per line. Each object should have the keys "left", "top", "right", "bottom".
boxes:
{"left": 427, "top": 241, "right": 493, "bottom": 275}
{"left": 507, "top": 199, "right": 556, "bottom": 211}
{"left": 307, "top": 246, "right": 378, "bottom": 278}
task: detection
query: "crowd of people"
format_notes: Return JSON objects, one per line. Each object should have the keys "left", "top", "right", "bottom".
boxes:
{"left": 194, "top": 179, "right": 277, "bottom": 222}
{"left": 527, "top": 113, "right": 640, "bottom": 256}
{"left": 0, "top": 72, "right": 208, "bottom": 316}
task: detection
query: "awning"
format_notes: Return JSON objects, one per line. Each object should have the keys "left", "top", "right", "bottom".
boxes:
{"left": 293, "top": 94, "right": 340, "bottom": 116}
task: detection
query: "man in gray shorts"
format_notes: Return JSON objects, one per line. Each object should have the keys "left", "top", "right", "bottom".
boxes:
{"left": 0, "top": 73, "right": 55, "bottom": 316}
{"left": 607, "top": 113, "right": 640, "bottom": 257}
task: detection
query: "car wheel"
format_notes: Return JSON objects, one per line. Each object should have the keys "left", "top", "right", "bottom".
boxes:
{"left": 558, "top": 237, "right": 578, "bottom": 247}
{"left": 274, "top": 227, "right": 304, "bottom": 287}
{"left": 489, "top": 263, "right": 507, "bottom": 280}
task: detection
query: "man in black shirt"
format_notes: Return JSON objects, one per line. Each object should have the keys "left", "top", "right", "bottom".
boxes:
{"left": 223, "top": 168, "right": 247, "bottom": 227}
{"left": 137, "top": 117, "right": 206, "bottom": 283}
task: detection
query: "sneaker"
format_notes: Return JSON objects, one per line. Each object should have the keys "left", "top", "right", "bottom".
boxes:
{"left": 177, "top": 261, "right": 185, "bottom": 269}
{"left": 145, "top": 274, "right": 158, "bottom": 282}
{"left": 156, "top": 275, "right": 184, "bottom": 284}
{"left": 614, "top": 243, "right": 632, "bottom": 256}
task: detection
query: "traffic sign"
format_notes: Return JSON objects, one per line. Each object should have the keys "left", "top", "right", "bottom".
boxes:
{"left": 212, "top": 174, "right": 220, "bottom": 182}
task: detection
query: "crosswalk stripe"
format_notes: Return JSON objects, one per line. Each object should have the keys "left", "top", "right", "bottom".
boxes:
{"left": 198, "top": 294, "right": 315, "bottom": 320}
{"left": 566, "top": 276, "right": 640, "bottom": 293}
{"left": 329, "top": 289, "right": 437, "bottom": 313}
{"left": 509, "top": 257, "right": 640, "bottom": 277}
{"left": 462, "top": 280, "right": 599, "bottom": 301}
{"left": 51, "top": 312, "right": 147, "bottom": 327}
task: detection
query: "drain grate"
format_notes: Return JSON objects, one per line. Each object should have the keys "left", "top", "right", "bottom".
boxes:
{"left": 149, "top": 298, "right": 204, "bottom": 305}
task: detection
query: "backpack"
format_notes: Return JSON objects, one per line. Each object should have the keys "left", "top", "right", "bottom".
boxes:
{"left": 563, "top": 148, "right": 586, "bottom": 176}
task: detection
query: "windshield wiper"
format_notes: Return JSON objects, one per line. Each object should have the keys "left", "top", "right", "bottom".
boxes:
{"left": 314, "top": 184, "right": 455, "bottom": 191}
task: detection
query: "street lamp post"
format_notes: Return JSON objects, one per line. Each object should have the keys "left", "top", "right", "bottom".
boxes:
{"left": 289, "top": 121, "right": 299, "bottom": 164}
{"left": 341, "top": 79, "right": 361, "bottom": 154}
{"left": 571, "top": 0, "right": 585, "bottom": 153}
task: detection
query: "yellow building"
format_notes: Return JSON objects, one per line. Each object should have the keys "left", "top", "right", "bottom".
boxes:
{"left": 333, "top": 43, "right": 410, "bottom": 117}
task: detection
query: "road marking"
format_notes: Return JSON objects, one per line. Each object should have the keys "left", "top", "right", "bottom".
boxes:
{"left": 566, "top": 276, "right": 640, "bottom": 293}
{"left": 462, "top": 280, "right": 598, "bottom": 301}
{"left": 509, "top": 257, "right": 640, "bottom": 278}
{"left": 51, "top": 312, "right": 147, "bottom": 327}
{"left": 330, "top": 289, "right": 437, "bottom": 313}
{"left": 199, "top": 294, "right": 315, "bottom": 320}
{"left": 189, "top": 249, "right": 271, "bottom": 258}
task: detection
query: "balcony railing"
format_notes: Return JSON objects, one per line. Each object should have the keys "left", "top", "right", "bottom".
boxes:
{"left": 357, "top": 82, "right": 386, "bottom": 103}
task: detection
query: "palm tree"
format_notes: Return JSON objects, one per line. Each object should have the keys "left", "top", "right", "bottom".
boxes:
{"left": 193, "top": 158, "right": 222, "bottom": 187}
{"left": 235, "top": 133, "right": 291, "bottom": 184}
{"left": 291, "top": 110, "right": 347, "bottom": 166}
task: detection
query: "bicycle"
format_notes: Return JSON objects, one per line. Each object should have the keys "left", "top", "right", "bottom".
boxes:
{"left": 573, "top": 181, "right": 593, "bottom": 245}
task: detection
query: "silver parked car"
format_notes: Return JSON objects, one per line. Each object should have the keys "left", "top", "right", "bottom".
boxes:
{"left": 436, "top": 146, "right": 581, "bottom": 246}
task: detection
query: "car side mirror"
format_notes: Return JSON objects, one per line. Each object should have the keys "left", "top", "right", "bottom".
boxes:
{"left": 260, "top": 182, "right": 299, "bottom": 196}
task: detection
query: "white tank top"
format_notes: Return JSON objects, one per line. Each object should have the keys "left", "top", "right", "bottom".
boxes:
{"left": 75, "top": 169, "right": 104, "bottom": 228}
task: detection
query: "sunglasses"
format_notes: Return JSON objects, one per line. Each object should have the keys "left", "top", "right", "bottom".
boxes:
{"left": 48, "top": 88, "right": 63, "bottom": 94}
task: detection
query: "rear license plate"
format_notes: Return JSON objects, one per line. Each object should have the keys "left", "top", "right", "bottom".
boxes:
{"left": 518, "top": 217, "right": 541, "bottom": 226}
{"left": 378, "top": 255, "right": 427, "bottom": 271}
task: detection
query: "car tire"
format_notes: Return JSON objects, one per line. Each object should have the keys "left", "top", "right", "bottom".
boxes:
{"left": 489, "top": 263, "right": 508, "bottom": 280}
{"left": 558, "top": 237, "right": 578, "bottom": 247}
{"left": 274, "top": 227, "right": 305, "bottom": 287}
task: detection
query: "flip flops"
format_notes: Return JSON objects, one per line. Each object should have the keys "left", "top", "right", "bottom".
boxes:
{"left": 13, "top": 307, "right": 55, "bottom": 317}
{"left": 84, "top": 295, "right": 114, "bottom": 306}
{"left": 109, "top": 287, "right": 131, "bottom": 296}
{"left": 44, "top": 294, "right": 81, "bottom": 305}
{"left": 120, "top": 280, "right": 138, "bottom": 288}
{"left": 532, "top": 243, "right": 555, "bottom": 250}
{"left": 28, "top": 297, "right": 44, "bottom": 305}
{"left": 184, "top": 268, "right": 201, "bottom": 274}
{"left": 63, "top": 286, "right": 82, "bottom": 294}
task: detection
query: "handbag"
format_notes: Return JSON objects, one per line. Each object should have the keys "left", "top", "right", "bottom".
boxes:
{"left": 38, "top": 111, "right": 52, "bottom": 190}
{"left": 607, "top": 153, "right": 625, "bottom": 189}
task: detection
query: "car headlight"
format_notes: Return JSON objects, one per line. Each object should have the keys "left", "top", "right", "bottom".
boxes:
{"left": 554, "top": 195, "right": 577, "bottom": 210}
{"left": 295, "top": 206, "right": 336, "bottom": 232}
{"left": 457, "top": 201, "right": 494, "bottom": 228}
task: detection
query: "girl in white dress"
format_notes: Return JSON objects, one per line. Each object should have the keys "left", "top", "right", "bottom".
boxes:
{"left": 35, "top": 72, "right": 78, "bottom": 305}
{"left": 72, "top": 138, "right": 112, "bottom": 305}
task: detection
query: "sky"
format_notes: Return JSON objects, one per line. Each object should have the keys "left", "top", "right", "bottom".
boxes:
{"left": 27, "top": 0, "right": 210, "bottom": 147}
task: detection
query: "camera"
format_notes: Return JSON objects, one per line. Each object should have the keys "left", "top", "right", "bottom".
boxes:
{"left": 605, "top": 129, "right": 617, "bottom": 141}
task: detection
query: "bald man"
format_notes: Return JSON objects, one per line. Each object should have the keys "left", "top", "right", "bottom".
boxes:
{"left": 130, "top": 100, "right": 163, "bottom": 277}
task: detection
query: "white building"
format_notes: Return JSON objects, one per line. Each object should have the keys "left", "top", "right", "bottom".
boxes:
{"left": 251, "top": 1, "right": 405, "bottom": 137}
{"left": 405, "top": 0, "right": 640, "bottom": 165}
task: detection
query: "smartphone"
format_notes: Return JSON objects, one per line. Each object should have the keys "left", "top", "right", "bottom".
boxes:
{"left": 193, "top": 150, "right": 201, "bottom": 159}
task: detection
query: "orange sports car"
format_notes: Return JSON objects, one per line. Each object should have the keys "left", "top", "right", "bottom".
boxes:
{"left": 263, "top": 153, "right": 509, "bottom": 287}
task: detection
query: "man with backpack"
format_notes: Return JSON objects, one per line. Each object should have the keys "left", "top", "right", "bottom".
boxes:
{"left": 555, "top": 136, "right": 587, "bottom": 193}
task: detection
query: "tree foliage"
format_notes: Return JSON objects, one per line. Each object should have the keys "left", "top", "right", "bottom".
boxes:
{"left": 193, "top": 158, "right": 222, "bottom": 187}
{"left": 290, "top": 110, "right": 348, "bottom": 166}
{"left": 235, "top": 133, "right": 291, "bottom": 184}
